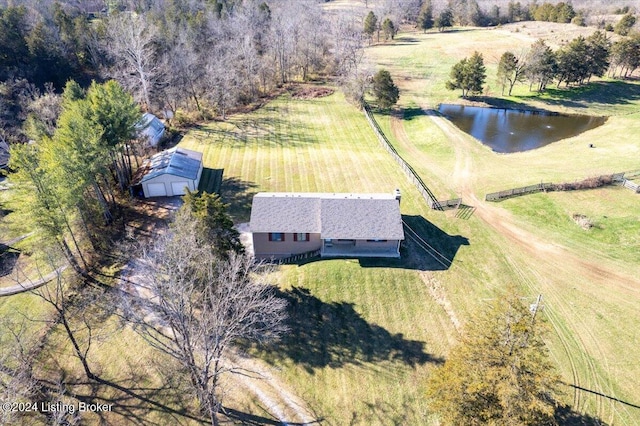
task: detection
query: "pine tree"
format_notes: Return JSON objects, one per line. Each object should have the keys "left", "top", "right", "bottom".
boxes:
{"left": 446, "top": 51, "right": 486, "bottom": 97}
{"left": 371, "top": 69, "right": 399, "bottom": 109}
{"left": 180, "top": 190, "right": 244, "bottom": 259}
{"left": 427, "top": 289, "right": 560, "bottom": 425}
{"left": 417, "top": 1, "right": 434, "bottom": 32}
{"left": 435, "top": 8, "right": 453, "bottom": 32}
{"left": 364, "top": 11, "right": 378, "bottom": 44}
{"left": 381, "top": 18, "right": 395, "bottom": 41}
{"left": 614, "top": 13, "right": 636, "bottom": 36}
{"left": 525, "top": 39, "right": 557, "bottom": 91}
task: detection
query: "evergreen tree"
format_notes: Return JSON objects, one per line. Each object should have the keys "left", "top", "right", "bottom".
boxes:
{"left": 181, "top": 190, "right": 244, "bottom": 259}
{"left": 417, "top": 1, "right": 434, "bottom": 32}
{"left": 372, "top": 69, "right": 399, "bottom": 109}
{"left": 364, "top": 11, "right": 378, "bottom": 43}
{"left": 525, "top": 39, "right": 557, "bottom": 91}
{"left": 556, "top": 36, "right": 589, "bottom": 86}
{"left": 382, "top": 18, "right": 396, "bottom": 41}
{"left": 614, "top": 13, "right": 636, "bottom": 36}
{"left": 427, "top": 289, "right": 560, "bottom": 425}
{"left": 435, "top": 8, "right": 453, "bottom": 32}
{"left": 446, "top": 51, "right": 486, "bottom": 97}
{"left": 585, "top": 31, "right": 611, "bottom": 82}
{"left": 553, "top": 2, "right": 575, "bottom": 23}
{"left": 610, "top": 34, "right": 640, "bottom": 78}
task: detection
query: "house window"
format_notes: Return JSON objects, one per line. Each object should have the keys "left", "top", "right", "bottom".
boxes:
{"left": 268, "top": 232, "right": 285, "bottom": 242}
{"left": 367, "top": 239, "right": 388, "bottom": 242}
{"left": 293, "top": 233, "right": 309, "bottom": 242}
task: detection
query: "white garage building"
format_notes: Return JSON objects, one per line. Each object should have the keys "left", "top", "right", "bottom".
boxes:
{"left": 138, "top": 147, "right": 203, "bottom": 198}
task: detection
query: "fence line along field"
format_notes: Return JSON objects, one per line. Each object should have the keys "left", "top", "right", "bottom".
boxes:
{"left": 365, "top": 22, "right": 640, "bottom": 425}
{"left": 179, "top": 91, "right": 464, "bottom": 425}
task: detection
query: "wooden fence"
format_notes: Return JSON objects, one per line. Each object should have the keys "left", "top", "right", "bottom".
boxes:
{"left": 622, "top": 179, "right": 640, "bottom": 193}
{"left": 486, "top": 183, "right": 554, "bottom": 201}
{"left": 363, "top": 105, "right": 443, "bottom": 210}
{"left": 486, "top": 172, "right": 634, "bottom": 202}
{"left": 437, "top": 198, "right": 463, "bottom": 210}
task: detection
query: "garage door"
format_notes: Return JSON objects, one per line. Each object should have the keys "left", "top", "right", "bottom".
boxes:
{"left": 171, "top": 181, "right": 189, "bottom": 196}
{"left": 146, "top": 183, "right": 167, "bottom": 197}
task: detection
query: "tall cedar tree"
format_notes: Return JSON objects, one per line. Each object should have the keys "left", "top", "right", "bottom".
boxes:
{"left": 446, "top": 51, "right": 486, "bottom": 97}
{"left": 364, "top": 11, "right": 378, "bottom": 44}
{"left": 418, "top": 1, "right": 434, "bottom": 32}
{"left": 372, "top": 69, "right": 399, "bottom": 109}
{"left": 525, "top": 39, "right": 556, "bottom": 91}
{"left": 614, "top": 13, "right": 636, "bottom": 36}
{"left": 181, "top": 190, "right": 244, "bottom": 259}
{"left": 382, "top": 18, "right": 395, "bottom": 41}
{"left": 427, "top": 289, "right": 560, "bottom": 425}
{"left": 585, "top": 31, "right": 611, "bottom": 82}
{"left": 610, "top": 34, "right": 640, "bottom": 78}
{"left": 435, "top": 8, "right": 453, "bottom": 31}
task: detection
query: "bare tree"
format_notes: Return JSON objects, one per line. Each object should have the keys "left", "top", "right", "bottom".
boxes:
{"left": 105, "top": 12, "right": 160, "bottom": 110}
{"left": 0, "top": 318, "right": 39, "bottom": 426}
{"left": 126, "top": 208, "right": 287, "bottom": 426}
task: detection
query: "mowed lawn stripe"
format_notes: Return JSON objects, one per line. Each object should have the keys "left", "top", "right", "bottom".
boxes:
{"left": 178, "top": 92, "right": 457, "bottom": 425}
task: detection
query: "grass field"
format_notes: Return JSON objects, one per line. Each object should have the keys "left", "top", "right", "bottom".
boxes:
{"left": 175, "top": 73, "right": 640, "bottom": 423}
{"left": 1, "top": 17, "right": 639, "bottom": 425}
{"left": 178, "top": 92, "right": 474, "bottom": 424}
{"left": 364, "top": 23, "right": 640, "bottom": 425}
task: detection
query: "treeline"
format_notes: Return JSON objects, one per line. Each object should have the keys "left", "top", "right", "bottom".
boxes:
{"left": 10, "top": 80, "right": 141, "bottom": 272}
{"left": 449, "top": 30, "right": 640, "bottom": 97}
{"left": 410, "top": 0, "right": 637, "bottom": 31}
{"left": 0, "top": 0, "right": 363, "bottom": 143}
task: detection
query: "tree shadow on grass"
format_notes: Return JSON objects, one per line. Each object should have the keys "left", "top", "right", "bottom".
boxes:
{"left": 0, "top": 243, "right": 20, "bottom": 277}
{"left": 251, "top": 286, "right": 443, "bottom": 374}
{"left": 189, "top": 112, "right": 320, "bottom": 148}
{"left": 220, "top": 177, "right": 258, "bottom": 223}
{"left": 555, "top": 404, "right": 608, "bottom": 426}
{"left": 511, "top": 80, "right": 640, "bottom": 112}
{"left": 36, "top": 354, "right": 205, "bottom": 426}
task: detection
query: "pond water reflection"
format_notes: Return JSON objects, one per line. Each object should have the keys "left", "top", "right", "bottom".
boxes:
{"left": 438, "top": 104, "right": 606, "bottom": 153}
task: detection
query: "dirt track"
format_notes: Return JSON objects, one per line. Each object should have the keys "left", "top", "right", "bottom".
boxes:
{"left": 390, "top": 108, "right": 640, "bottom": 421}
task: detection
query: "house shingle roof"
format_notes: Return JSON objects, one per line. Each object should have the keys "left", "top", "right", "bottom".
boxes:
{"left": 250, "top": 192, "right": 404, "bottom": 240}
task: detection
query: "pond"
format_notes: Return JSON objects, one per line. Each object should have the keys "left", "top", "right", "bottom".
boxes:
{"left": 438, "top": 104, "right": 607, "bottom": 153}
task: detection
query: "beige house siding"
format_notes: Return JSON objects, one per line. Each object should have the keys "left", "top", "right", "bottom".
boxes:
{"left": 252, "top": 232, "right": 322, "bottom": 260}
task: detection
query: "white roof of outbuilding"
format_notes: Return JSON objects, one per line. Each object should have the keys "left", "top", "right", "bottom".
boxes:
{"left": 249, "top": 192, "right": 404, "bottom": 240}
{"left": 136, "top": 113, "right": 165, "bottom": 144}
{"left": 138, "top": 147, "right": 203, "bottom": 183}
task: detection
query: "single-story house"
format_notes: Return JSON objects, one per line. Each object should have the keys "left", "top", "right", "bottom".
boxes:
{"left": 136, "top": 113, "right": 165, "bottom": 147}
{"left": 250, "top": 190, "right": 404, "bottom": 260}
{"left": 133, "top": 147, "right": 203, "bottom": 198}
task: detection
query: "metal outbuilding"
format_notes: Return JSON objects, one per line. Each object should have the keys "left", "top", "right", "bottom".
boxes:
{"left": 136, "top": 113, "right": 166, "bottom": 147}
{"left": 135, "top": 147, "right": 203, "bottom": 198}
